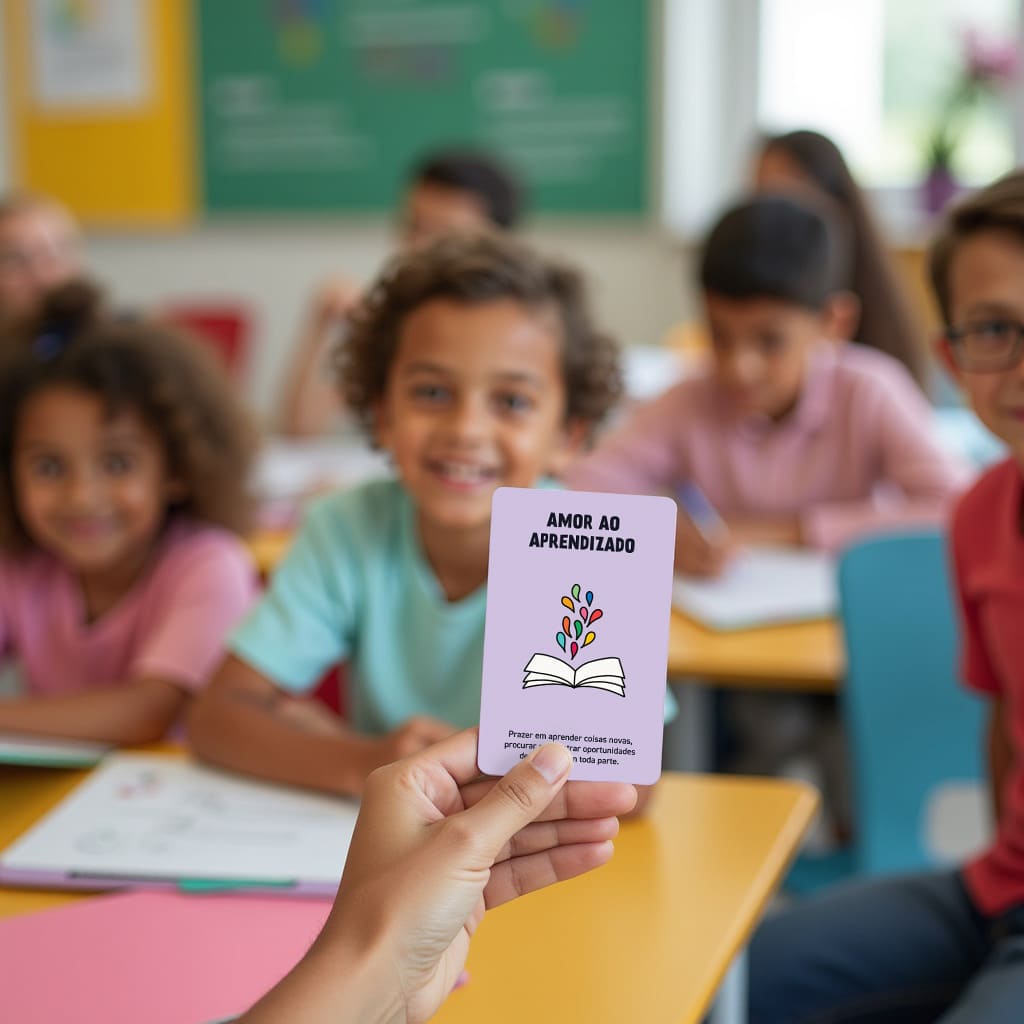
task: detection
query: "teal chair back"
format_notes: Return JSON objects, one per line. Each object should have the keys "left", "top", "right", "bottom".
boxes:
{"left": 840, "top": 530, "right": 987, "bottom": 875}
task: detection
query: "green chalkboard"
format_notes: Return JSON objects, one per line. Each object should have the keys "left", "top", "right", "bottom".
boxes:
{"left": 196, "top": 1, "right": 649, "bottom": 214}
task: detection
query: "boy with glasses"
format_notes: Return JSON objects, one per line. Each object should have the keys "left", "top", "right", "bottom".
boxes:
{"left": 749, "top": 169, "right": 1024, "bottom": 1023}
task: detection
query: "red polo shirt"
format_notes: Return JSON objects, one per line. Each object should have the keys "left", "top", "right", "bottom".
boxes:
{"left": 953, "top": 458, "right": 1024, "bottom": 916}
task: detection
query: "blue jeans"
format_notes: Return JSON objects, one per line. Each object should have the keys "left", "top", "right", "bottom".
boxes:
{"left": 749, "top": 870, "right": 1024, "bottom": 1023}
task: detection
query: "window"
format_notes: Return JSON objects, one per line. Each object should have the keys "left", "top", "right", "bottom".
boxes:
{"left": 758, "top": 0, "right": 1021, "bottom": 188}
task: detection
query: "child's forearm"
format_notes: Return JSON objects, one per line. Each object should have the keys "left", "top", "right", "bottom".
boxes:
{"left": 187, "top": 682, "right": 374, "bottom": 797}
{"left": 279, "top": 321, "right": 344, "bottom": 438}
{"left": 0, "top": 678, "right": 186, "bottom": 745}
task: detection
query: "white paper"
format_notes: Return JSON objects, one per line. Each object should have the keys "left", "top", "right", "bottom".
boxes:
{"left": 30, "top": 0, "right": 149, "bottom": 109}
{"left": 673, "top": 546, "right": 836, "bottom": 631}
{"left": 251, "top": 437, "right": 392, "bottom": 503}
{"left": 1, "top": 754, "right": 358, "bottom": 885}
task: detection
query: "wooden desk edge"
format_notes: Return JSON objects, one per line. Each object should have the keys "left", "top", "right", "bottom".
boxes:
{"left": 694, "top": 779, "right": 819, "bottom": 1017}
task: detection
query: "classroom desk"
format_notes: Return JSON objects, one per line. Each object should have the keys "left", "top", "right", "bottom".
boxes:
{"left": 0, "top": 764, "right": 93, "bottom": 919}
{"left": 668, "top": 615, "right": 843, "bottom": 693}
{"left": 0, "top": 762, "right": 815, "bottom": 1024}
{"left": 434, "top": 773, "right": 817, "bottom": 1024}
{"left": 247, "top": 526, "right": 294, "bottom": 578}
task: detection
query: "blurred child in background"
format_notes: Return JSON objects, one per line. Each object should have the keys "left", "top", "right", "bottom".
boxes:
{"left": 754, "top": 129, "right": 929, "bottom": 392}
{"left": 280, "top": 148, "right": 524, "bottom": 437}
{"left": 750, "top": 165, "right": 1024, "bottom": 1024}
{"left": 0, "top": 194, "right": 82, "bottom": 334}
{"left": 0, "top": 282, "right": 257, "bottom": 744}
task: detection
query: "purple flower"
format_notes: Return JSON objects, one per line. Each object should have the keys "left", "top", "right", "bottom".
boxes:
{"left": 963, "top": 27, "right": 1019, "bottom": 85}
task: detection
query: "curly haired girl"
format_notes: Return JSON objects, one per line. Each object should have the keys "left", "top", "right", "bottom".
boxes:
{"left": 0, "top": 280, "right": 258, "bottom": 744}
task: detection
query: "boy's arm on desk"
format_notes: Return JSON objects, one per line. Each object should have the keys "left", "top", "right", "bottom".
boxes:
{"left": 187, "top": 655, "right": 457, "bottom": 797}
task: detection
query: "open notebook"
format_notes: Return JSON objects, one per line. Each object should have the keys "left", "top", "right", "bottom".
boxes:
{"left": 673, "top": 546, "right": 837, "bottom": 631}
{"left": 0, "top": 753, "right": 358, "bottom": 895}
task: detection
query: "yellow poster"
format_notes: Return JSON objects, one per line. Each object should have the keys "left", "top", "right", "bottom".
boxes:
{"left": 5, "top": 0, "right": 195, "bottom": 226}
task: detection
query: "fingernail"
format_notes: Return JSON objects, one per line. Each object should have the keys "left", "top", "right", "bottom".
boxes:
{"left": 530, "top": 743, "right": 572, "bottom": 784}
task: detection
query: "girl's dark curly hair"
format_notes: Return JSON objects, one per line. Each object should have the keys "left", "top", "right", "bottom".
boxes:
{"left": 0, "top": 279, "right": 257, "bottom": 553}
{"left": 337, "top": 232, "right": 623, "bottom": 437}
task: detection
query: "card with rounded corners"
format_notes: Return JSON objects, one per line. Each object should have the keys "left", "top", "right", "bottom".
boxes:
{"left": 478, "top": 487, "right": 677, "bottom": 784}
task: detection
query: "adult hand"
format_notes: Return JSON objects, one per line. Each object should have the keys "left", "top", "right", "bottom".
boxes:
{"left": 243, "top": 728, "right": 637, "bottom": 1023}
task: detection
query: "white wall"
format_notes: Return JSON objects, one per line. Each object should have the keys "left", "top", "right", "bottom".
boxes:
{"left": 85, "top": 220, "right": 694, "bottom": 422}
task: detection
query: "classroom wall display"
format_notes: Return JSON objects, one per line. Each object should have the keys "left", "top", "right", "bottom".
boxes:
{"left": 196, "top": 0, "right": 649, "bottom": 214}
{"left": 4, "top": 0, "right": 195, "bottom": 226}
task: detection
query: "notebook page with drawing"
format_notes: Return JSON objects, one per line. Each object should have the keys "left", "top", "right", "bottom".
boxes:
{"left": 0, "top": 753, "right": 357, "bottom": 894}
{"left": 673, "top": 546, "right": 837, "bottom": 631}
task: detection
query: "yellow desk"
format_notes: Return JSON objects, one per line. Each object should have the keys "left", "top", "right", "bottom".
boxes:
{"left": 247, "top": 527, "right": 293, "bottom": 579}
{"left": 0, "top": 764, "right": 93, "bottom": 919}
{"left": 669, "top": 615, "right": 843, "bottom": 693}
{"left": 0, "top": 763, "right": 815, "bottom": 1023}
{"left": 435, "top": 773, "right": 816, "bottom": 1024}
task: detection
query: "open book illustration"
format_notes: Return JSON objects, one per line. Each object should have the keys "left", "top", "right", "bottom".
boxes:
{"left": 523, "top": 654, "right": 626, "bottom": 697}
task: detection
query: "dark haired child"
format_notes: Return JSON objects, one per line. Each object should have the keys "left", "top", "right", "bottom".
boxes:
{"left": 0, "top": 282, "right": 258, "bottom": 744}
{"left": 567, "top": 193, "right": 968, "bottom": 577}
{"left": 281, "top": 147, "right": 524, "bottom": 437}
{"left": 399, "top": 147, "right": 523, "bottom": 247}
{"left": 748, "top": 169, "right": 1024, "bottom": 1024}
{"left": 754, "top": 129, "right": 929, "bottom": 390}
{"left": 189, "top": 233, "right": 627, "bottom": 797}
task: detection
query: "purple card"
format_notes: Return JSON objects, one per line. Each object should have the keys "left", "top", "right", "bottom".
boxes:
{"left": 478, "top": 487, "right": 677, "bottom": 784}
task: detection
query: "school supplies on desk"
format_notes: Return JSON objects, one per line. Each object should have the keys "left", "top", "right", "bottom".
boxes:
{"left": 0, "top": 732, "right": 110, "bottom": 768}
{"left": 0, "top": 753, "right": 358, "bottom": 894}
{"left": 478, "top": 487, "right": 677, "bottom": 784}
{"left": 673, "top": 546, "right": 837, "bottom": 631}
{"left": 0, "top": 891, "right": 333, "bottom": 1024}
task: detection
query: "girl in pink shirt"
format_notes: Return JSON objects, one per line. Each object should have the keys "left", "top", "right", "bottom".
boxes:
{"left": 0, "top": 280, "right": 258, "bottom": 744}
{"left": 567, "top": 194, "right": 969, "bottom": 575}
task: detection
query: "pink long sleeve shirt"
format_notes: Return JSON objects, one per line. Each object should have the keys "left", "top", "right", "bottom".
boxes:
{"left": 565, "top": 342, "right": 971, "bottom": 552}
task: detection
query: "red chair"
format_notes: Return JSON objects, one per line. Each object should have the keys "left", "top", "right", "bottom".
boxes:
{"left": 311, "top": 665, "right": 348, "bottom": 717}
{"left": 161, "top": 302, "right": 253, "bottom": 380}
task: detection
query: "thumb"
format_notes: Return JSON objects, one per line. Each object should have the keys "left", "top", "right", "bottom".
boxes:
{"left": 457, "top": 744, "right": 573, "bottom": 858}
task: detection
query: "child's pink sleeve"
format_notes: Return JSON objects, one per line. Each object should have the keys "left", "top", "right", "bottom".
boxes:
{"left": 802, "top": 365, "right": 970, "bottom": 551}
{"left": 130, "top": 534, "right": 258, "bottom": 691}
{"left": 564, "top": 386, "right": 691, "bottom": 497}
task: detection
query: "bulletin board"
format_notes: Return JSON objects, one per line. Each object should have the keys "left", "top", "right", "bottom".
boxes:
{"left": 196, "top": 0, "right": 650, "bottom": 214}
{"left": 3, "top": 0, "right": 195, "bottom": 226}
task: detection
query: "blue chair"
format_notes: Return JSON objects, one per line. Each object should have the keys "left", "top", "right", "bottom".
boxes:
{"left": 787, "top": 530, "right": 989, "bottom": 891}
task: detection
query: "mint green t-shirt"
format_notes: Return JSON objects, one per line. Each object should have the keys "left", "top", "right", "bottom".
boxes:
{"left": 231, "top": 480, "right": 487, "bottom": 734}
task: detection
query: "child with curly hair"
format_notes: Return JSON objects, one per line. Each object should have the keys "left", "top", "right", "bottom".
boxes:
{"left": 0, "top": 281, "right": 258, "bottom": 744}
{"left": 189, "top": 233, "right": 624, "bottom": 796}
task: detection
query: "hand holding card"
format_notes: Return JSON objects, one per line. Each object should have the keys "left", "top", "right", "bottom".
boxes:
{"left": 478, "top": 488, "right": 677, "bottom": 784}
